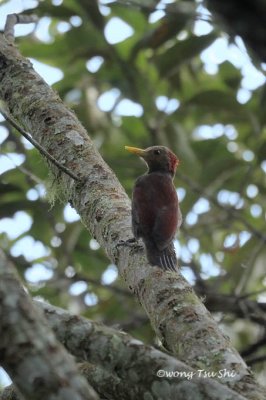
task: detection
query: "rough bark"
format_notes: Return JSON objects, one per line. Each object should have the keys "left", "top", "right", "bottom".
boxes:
{"left": 204, "top": 0, "right": 266, "bottom": 62}
{"left": 0, "top": 35, "right": 265, "bottom": 400}
{"left": 0, "top": 250, "right": 99, "bottom": 400}
{"left": 1, "top": 301, "right": 248, "bottom": 400}
{"left": 39, "top": 301, "right": 249, "bottom": 400}
{"left": 1, "top": 385, "right": 20, "bottom": 400}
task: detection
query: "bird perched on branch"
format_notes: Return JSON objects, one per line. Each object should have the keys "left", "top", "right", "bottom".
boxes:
{"left": 125, "top": 145, "right": 182, "bottom": 271}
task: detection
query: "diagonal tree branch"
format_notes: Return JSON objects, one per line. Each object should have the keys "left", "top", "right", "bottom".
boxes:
{"left": 0, "top": 32, "right": 264, "bottom": 400}
{"left": 35, "top": 301, "right": 250, "bottom": 400}
{"left": 1, "top": 298, "right": 248, "bottom": 400}
{"left": 0, "top": 249, "right": 99, "bottom": 400}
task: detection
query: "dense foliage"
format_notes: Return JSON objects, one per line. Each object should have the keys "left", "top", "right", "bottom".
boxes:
{"left": 0, "top": 0, "right": 265, "bottom": 384}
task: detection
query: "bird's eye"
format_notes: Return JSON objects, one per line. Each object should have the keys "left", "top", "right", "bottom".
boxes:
{"left": 153, "top": 149, "right": 161, "bottom": 155}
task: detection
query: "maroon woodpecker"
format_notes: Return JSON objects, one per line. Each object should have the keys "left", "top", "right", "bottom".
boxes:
{"left": 125, "top": 145, "right": 182, "bottom": 271}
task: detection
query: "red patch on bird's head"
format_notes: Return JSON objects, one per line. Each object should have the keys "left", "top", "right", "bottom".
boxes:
{"left": 168, "top": 151, "right": 180, "bottom": 174}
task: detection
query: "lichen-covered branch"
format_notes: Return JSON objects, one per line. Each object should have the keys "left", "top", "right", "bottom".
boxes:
{"left": 0, "top": 34, "right": 265, "bottom": 400}
{"left": 2, "top": 301, "right": 248, "bottom": 400}
{"left": 1, "top": 384, "right": 20, "bottom": 400}
{"left": 0, "top": 249, "right": 99, "bottom": 400}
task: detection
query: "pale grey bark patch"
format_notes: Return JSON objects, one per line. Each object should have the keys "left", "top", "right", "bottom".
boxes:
{"left": 0, "top": 250, "right": 99, "bottom": 400}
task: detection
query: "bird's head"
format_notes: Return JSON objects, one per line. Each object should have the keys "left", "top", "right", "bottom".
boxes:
{"left": 125, "top": 145, "right": 180, "bottom": 176}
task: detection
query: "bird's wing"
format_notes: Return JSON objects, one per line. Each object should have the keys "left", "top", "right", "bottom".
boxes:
{"left": 177, "top": 203, "right": 182, "bottom": 229}
{"left": 152, "top": 204, "right": 178, "bottom": 251}
{"left": 131, "top": 175, "right": 152, "bottom": 239}
{"left": 132, "top": 193, "right": 141, "bottom": 239}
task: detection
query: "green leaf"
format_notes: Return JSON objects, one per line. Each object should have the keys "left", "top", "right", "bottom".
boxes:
{"left": 183, "top": 89, "right": 244, "bottom": 114}
{"left": 155, "top": 33, "right": 217, "bottom": 76}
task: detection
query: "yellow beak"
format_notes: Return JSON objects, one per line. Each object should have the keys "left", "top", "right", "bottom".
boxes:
{"left": 125, "top": 146, "right": 146, "bottom": 157}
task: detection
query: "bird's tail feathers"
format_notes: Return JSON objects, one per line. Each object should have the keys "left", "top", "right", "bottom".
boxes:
{"left": 146, "top": 242, "right": 177, "bottom": 271}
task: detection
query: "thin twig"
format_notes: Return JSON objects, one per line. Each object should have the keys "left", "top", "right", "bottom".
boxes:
{"left": 4, "top": 14, "right": 38, "bottom": 43}
{"left": 239, "top": 288, "right": 266, "bottom": 300}
{"left": 0, "top": 108, "right": 80, "bottom": 181}
{"left": 3, "top": 153, "right": 42, "bottom": 184}
{"left": 176, "top": 171, "right": 266, "bottom": 243}
{"left": 246, "top": 355, "right": 266, "bottom": 366}
{"left": 241, "top": 335, "right": 266, "bottom": 358}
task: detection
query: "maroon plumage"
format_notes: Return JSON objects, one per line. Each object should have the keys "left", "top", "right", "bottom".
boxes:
{"left": 125, "top": 145, "right": 182, "bottom": 271}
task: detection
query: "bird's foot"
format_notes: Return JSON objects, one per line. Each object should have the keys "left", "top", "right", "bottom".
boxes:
{"left": 117, "top": 238, "right": 143, "bottom": 250}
